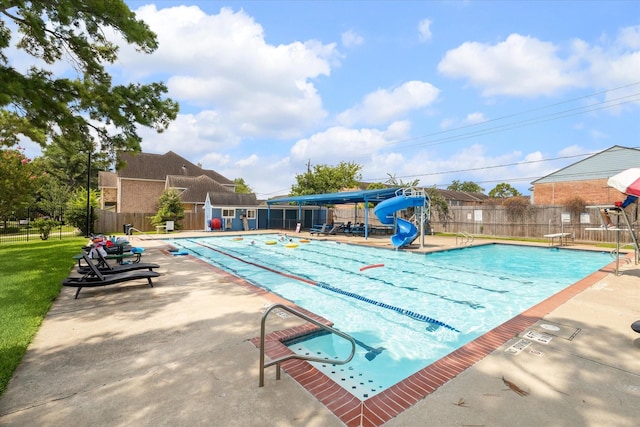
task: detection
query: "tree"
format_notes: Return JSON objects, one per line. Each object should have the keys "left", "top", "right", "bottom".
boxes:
{"left": 425, "top": 186, "right": 451, "bottom": 231}
{"left": 291, "top": 161, "right": 362, "bottom": 196}
{"left": 488, "top": 183, "right": 522, "bottom": 198}
{"left": 0, "top": 147, "right": 41, "bottom": 221}
{"left": 447, "top": 180, "right": 485, "bottom": 193}
{"left": 365, "top": 182, "right": 388, "bottom": 190}
{"left": 65, "top": 188, "right": 98, "bottom": 236}
{"left": 385, "top": 174, "right": 419, "bottom": 188}
{"left": 0, "top": 1, "right": 179, "bottom": 156}
{"left": 233, "top": 178, "right": 253, "bottom": 194}
{"left": 39, "top": 135, "right": 110, "bottom": 189}
{"left": 36, "top": 175, "right": 70, "bottom": 219}
{"left": 149, "top": 189, "right": 184, "bottom": 229}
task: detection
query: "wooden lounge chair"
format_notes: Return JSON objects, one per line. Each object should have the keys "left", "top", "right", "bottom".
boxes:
{"left": 63, "top": 253, "right": 160, "bottom": 299}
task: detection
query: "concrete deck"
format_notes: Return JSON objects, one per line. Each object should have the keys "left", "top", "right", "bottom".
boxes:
{"left": 0, "top": 232, "right": 639, "bottom": 426}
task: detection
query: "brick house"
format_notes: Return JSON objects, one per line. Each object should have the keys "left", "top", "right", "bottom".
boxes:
{"left": 531, "top": 145, "right": 640, "bottom": 205}
{"left": 98, "top": 150, "right": 259, "bottom": 213}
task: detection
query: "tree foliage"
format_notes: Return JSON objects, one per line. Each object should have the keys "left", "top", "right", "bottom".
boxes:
{"left": 0, "top": 1, "right": 179, "bottom": 155}
{"left": 447, "top": 180, "right": 485, "bottom": 193}
{"left": 233, "top": 177, "right": 253, "bottom": 194}
{"left": 503, "top": 196, "right": 532, "bottom": 222}
{"left": 488, "top": 182, "right": 522, "bottom": 198}
{"left": 385, "top": 173, "right": 419, "bottom": 188}
{"left": 39, "top": 136, "right": 110, "bottom": 189}
{"left": 425, "top": 186, "right": 451, "bottom": 229}
{"left": 0, "top": 147, "right": 42, "bottom": 220}
{"left": 150, "top": 189, "right": 184, "bottom": 228}
{"left": 291, "top": 161, "right": 362, "bottom": 196}
{"left": 64, "top": 188, "right": 98, "bottom": 236}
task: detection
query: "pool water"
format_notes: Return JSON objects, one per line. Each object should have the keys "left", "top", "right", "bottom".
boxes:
{"left": 171, "top": 235, "right": 611, "bottom": 399}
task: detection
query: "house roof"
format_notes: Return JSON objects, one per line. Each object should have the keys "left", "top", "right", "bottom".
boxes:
{"left": 117, "top": 151, "right": 234, "bottom": 185}
{"left": 532, "top": 145, "right": 640, "bottom": 184}
{"left": 435, "top": 189, "right": 489, "bottom": 202}
{"left": 98, "top": 171, "right": 117, "bottom": 188}
{"left": 167, "top": 175, "right": 258, "bottom": 206}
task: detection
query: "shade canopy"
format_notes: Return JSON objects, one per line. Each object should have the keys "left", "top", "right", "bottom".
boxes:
{"left": 266, "top": 188, "right": 401, "bottom": 206}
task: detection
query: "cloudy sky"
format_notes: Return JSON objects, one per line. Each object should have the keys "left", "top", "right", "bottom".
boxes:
{"left": 23, "top": 1, "right": 640, "bottom": 198}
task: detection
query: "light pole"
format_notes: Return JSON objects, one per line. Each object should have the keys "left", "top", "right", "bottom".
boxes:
{"left": 85, "top": 147, "right": 91, "bottom": 238}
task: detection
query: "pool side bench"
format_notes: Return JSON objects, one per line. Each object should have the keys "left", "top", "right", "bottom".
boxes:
{"left": 543, "top": 232, "right": 573, "bottom": 246}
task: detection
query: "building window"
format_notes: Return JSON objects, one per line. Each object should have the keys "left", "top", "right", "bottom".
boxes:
{"left": 222, "top": 208, "right": 236, "bottom": 218}
{"left": 246, "top": 209, "right": 257, "bottom": 219}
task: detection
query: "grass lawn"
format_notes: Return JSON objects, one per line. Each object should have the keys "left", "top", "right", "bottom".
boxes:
{"left": 0, "top": 238, "right": 85, "bottom": 397}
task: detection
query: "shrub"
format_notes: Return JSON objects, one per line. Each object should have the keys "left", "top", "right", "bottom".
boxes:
{"left": 31, "top": 218, "right": 60, "bottom": 240}
{"left": 149, "top": 189, "right": 184, "bottom": 229}
{"left": 65, "top": 188, "right": 99, "bottom": 236}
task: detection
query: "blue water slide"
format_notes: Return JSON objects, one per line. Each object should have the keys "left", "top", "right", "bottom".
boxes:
{"left": 374, "top": 195, "right": 425, "bottom": 247}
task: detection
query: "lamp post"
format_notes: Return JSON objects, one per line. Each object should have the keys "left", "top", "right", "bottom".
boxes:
{"left": 85, "top": 147, "right": 91, "bottom": 238}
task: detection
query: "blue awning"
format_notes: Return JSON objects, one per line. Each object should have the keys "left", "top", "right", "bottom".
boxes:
{"left": 266, "top": 188, "right": 401, "bottom": 206}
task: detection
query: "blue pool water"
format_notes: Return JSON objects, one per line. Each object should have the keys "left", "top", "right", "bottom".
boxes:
{"left": 171, "top": 235, "right": 611, "bottom": 399}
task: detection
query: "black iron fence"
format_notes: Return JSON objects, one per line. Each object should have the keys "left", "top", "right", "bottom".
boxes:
{"left": 0, "top": 208, "right": 80, "bottom": 244}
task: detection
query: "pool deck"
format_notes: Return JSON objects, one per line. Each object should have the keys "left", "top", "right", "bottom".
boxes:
{"left": 1, "top": 231, "right": 639, "bottom": 426}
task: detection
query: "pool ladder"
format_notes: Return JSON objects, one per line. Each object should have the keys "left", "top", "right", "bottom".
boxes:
{"left": 259, "top": 303, "right": 356, "bottom": 387}
{"left": 456, "top": 232, "right": 474, "bottom": 246}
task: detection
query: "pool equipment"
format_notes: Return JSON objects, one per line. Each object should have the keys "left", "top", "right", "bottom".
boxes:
{"left": 374, "top": 188, "right": 426, "bottom": 248}
{"left": 360, "top": 263, "right": 384, "bottom": 271}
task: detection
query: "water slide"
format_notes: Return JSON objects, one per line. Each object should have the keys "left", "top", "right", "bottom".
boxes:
{"left": 374, "top": 194, "right": 425, "bottom": 247}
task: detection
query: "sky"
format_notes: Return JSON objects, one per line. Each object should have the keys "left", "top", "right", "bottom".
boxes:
{"left": 18, "top": 1, "right": 640, "bottom": 198}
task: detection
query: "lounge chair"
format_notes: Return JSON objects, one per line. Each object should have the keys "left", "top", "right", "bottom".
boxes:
{"left": 63, "top": 253, "right": 160, "bottom": 299}
{"left": 76, "top": 249, "right": 159, "bottom": 275}
{"left": 318, "top": 224, "right": 342, "bottom": 235}
{"left": 309, "top": 224, "right": 329, "bottom": 234}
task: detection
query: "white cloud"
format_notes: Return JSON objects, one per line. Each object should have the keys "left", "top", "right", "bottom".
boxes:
{"left": 235, "top": 154, "right": 259, "bottom": 167}
{"left": 118, "top": 5, "right": 337, "bottom": 139}
{"left": 418, "top": 19, "right": 432, "bottom": 43}
{"left": 290, "top": 121, "right": 411, "bottom": 164}
{"left": 337, "top": 81, "right": 440, "bottom": 126}
{"left": 438, "top": 34, "right": 581, "bottom": 97}
{"left": 342, "top": 30, "right": 364, "bottom": 48}
{"left": 139, "top": 110, "right": 240, "bottom": 156}
{"left": 617, "top": 25, "right": 640, "bottom": 50}
{"left": 465, "top": 112, "right": 487, "bottom": 124}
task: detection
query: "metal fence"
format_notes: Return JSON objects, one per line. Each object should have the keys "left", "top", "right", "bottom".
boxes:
{"left": 0, "top": 208, "right": 79, "bottom": 244}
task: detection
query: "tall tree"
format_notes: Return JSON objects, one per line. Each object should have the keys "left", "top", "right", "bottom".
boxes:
{"left": 488, "top": 183, "right": 522, "bottom": 198}
{"left": 385, "top": 173, "right": 419, "bottom": 188}
{"left": 0, "top": 146, "right": 41, "bottom": 220}
{"left": 233, "top": 178, "right": 253, "bottom": 194}
{"left": 39, "top": 135, "right": 110, "bottom": 189}
{"left": 291, "top": 161, "right": 362, "bottom": 196}
{"left": 447, "top": 180, "right": 485, "bottom": 193}
{"left": 0, "top": 1, "right": 179, "bottom": 156}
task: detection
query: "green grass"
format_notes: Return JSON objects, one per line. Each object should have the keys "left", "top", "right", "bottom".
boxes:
{"left": 0, "top": 238, "right": 85, "bottom": 397}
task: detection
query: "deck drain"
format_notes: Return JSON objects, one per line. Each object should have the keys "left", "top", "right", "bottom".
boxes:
{"left": 523, "top": 330, "right": 553, "bottom": 344}
{"left": 540, "top": 323, "right": 560, "bottom": 331}
{"left": 505, "top": 339, "right": 531, "bottom": 354}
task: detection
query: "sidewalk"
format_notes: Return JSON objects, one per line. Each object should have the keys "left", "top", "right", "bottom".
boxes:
{"left": 0, "top": 233, "right": 638, "bottom": 426}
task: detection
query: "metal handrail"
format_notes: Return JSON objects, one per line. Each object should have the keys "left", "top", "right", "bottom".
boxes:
{"left": 456, "top": 231, "right": 473, "bottom": 245}
{"left": 259, "top": 304, "right": 356, "bottom": 387}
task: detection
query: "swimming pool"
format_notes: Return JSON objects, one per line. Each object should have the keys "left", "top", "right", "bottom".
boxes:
{"left": 170, "top": 235, "right": 611, "bottom": 399}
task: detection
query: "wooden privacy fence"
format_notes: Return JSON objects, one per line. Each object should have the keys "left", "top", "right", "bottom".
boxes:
{"left": 96, "top": 210, "right": 205, "bottom": 234}
{"left": 96, "top": 204, "right": 637, "bottom": 244}
{"left": 333, "top": 204, "right": 638, "bottom": 244}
